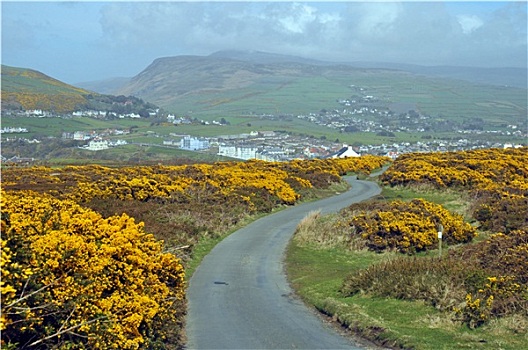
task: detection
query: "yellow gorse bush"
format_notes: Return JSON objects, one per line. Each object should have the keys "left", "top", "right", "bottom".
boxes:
{"left": 349, "top": 199, "right": 476, "bottom": 253}
{"left": 1, "top": 190, "right": 185, "bottom": 349}
{"left": 381, "top": 147, "right": 528, "bottom": 234}
{"left": 2, "top": 156, "right": 390, "bottom": 209}
{"left": 1, "top": 156, "right": 390, "bottom": 348}
{"left": 381, "top": 147, "right": 527, "bottom": 192}
{"left": 347, "top": 148, "right": 527, "bottom": 328}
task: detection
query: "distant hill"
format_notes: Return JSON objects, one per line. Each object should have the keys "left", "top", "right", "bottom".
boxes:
{"left": 112, "top": 50, "right": 526, "bottom": 119}
{"left": 76, "top": 77, "right": 131, "bottom": 95}
{"left": 115, "top": 53, "right": 341, "bottom": 105}
{"left": 210, "top": 51, "right": 527, "bottom": 88}
{"left": 1, "top": 65, "right": 159, "bottom": 115}
{"left": 347, "top": 61, "right": 527, "bottom": 89}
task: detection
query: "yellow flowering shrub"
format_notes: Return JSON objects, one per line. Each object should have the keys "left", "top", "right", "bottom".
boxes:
{"left": 0, "top": 156, "right": 390, "bottom": 348}
{"left": 348, "top": 199, "right": 476, "bottom": 253}
{"left": 381, "top": 147, "right": 527, "bottom": 191}
{"left": 380, "top": 147, "right": 528, "bottom": 233}
{"left": 2, "top": 156, "right": 389, "bottom": 210}
{"left": 454, "top": 293, "right": 495, "bottom": 329}
{"left": 338, "top": 148, "right": 527, "bottom": 329}
{"left": 1, "top": 190, "right": 185, "bottom": 349}
{"left": 457, "top": 230, "right": 528, "bottom": 323}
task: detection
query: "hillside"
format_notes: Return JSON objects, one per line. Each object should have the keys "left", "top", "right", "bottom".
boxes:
{"left": 1, "top": 65, "right": 159, "bottom": 115}
{"left": 1, "top": 65, "right": 93, "bottom": 113}
{"left": 115, "top": 51, "right": 527, "bottom": 122}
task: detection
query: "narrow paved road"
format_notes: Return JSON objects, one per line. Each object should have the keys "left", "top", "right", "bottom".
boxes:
{"left": 186, "top": 178, "right": 381, "bottom": 349}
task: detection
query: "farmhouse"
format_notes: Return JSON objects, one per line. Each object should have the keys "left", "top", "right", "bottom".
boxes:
{"left": 81, "top": 139, "right": 109, "bottom": 151}
{"left": 330, "top": 145, "right": 360, "bottom": 158}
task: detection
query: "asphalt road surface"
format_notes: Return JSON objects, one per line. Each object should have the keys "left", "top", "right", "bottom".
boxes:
{"left": 186, "top": 177, "right": 381, "bottom": 349}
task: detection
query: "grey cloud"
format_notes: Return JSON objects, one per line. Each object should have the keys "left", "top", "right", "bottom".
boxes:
{"left": 97, "top": 2, "right": 526, "bottom": 68}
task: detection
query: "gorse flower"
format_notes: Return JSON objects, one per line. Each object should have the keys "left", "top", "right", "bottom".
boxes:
{"left": 1, "top": 190, "right": 185, "bottom": 349}
{"left": 1, "top": 156, "right": 390, "bottom": 348}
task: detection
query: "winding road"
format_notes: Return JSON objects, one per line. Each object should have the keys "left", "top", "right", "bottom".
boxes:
{"left": 186, "top": 177, "right": 381, "bottom": 349}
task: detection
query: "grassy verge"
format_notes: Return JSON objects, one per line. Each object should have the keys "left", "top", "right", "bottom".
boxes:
{"left": 284, "top": 184, "right": 527, "bottom": 349}
{"left": 285, "top": 241, "right": 528, "bottom": 350}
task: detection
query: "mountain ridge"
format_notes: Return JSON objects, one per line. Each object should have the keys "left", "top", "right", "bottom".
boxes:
{"left": 78, "top": 50, "right": 527, "bottom": 95}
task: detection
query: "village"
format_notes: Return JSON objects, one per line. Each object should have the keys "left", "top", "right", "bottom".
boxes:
{"left": 2, "top": 97, "right": 525, "bottom": 164}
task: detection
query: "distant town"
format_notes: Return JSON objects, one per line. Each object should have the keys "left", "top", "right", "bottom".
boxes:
{"left": 2, "top": 90, "right": 526, "bottom": 164}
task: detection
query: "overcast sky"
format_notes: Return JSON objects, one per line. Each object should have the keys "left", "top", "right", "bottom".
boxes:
{"left": 2, "top": 1, "right": 527, "bottom": 84}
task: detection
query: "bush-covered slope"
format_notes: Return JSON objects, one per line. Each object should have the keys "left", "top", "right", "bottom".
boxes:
{"left": 290, "top": 147, "right": 527, "bottom": 349}
{"left": 1, "top": 65, "right": 91, "bottom": 112}
{"left": 0, "top": 156, "right": 389, "bottom": 349}
{"left": 1, "top": 65, "right": 160, "bottom": 115}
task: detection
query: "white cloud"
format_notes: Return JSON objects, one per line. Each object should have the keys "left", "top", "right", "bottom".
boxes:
{"left": 278, "top": 3, "right": 317, "bottom": 34}
{"left": 355, "top": 3, "right": 402, "bottom": 38}
{"left": 3, "top": 1, "right": 525, "bottom": 83}
{"left": 457, "top": 15, "right": 484, "bottom": 34}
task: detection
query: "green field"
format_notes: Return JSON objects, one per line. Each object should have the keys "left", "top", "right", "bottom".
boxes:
{"left": 164, "top": 71, "right": 526, "bottom": 126}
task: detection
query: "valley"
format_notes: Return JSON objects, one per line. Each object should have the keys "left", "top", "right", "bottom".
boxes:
{"left": 1, "top": 52, "right": 526, "bottom": 165}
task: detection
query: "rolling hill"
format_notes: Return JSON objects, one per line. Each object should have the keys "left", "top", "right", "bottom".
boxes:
{"left": 113, "top": 51, "right": 527, "bottom": 121}
{"left": 1, "top": 65, "right": 159, "bottom": 115}
{"left": 3, "top": 51, "right": 527, "bottom": 127}
{"left": 1, "top": 65, "right": 94, "bottom": 113}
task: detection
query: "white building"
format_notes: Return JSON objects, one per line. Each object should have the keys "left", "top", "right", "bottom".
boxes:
{"left": 330, "top": 145, "right": 360, "bottom": 158}
{"left": 84, "top": 139, "right": 109, "bottom": 151}
{"left": 180, "top": 136, "right": 210, "bottom": 150}
{"left": 73, "top": 131, "right": 90, "bottom": 141}
{"left": 218, "top": 144, "right": 258, "bottom": 160}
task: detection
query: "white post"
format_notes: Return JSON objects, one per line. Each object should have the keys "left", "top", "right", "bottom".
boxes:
{"left": 437, "top": 224, "right": 443, "bottom": 257}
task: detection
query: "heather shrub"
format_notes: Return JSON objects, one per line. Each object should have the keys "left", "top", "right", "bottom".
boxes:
{"left": 341, "top": 255, "right": 470, "bottom": 311}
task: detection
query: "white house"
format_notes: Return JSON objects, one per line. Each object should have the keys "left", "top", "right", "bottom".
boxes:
{"left": 84, "top": 139, "right": 109, "bottom": 151}
{"left": 330, "top": 145, "right": 360, "bottom": 158}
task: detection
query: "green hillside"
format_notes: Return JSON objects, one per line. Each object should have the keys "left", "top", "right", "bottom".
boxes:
{"left": 1, "top": 65, "right": 92, "bottom": 113}
{"left": 116, "top": 54, "right": 527, "bottom": 126}
{"left": 1, "top": 65, "right": 160, "bottom": 115}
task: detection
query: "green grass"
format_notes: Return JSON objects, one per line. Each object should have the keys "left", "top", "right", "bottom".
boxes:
{"left": 164, "top": 72, "right": 526, "bottom": 123}
{"left": 381, "top": 186, "right": 471, "bottom": 216}
{"left": 168, "top": 71, "right": 526, "bottom": 140}
{"left": 1, "top": 116, "right": 153, "bottom": 138}
{"left": 285, "top": 241, "right": 528, "bottom": 350}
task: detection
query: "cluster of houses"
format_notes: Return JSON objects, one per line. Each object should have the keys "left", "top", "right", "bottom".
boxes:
{"left": 4, "top": 109, "right": 152, "bottom": 120}
{"left": 160, "top": 129, "right": 524, "bottom": 162}
{"left": 59, "top": 129, "right": 130, "bottom": 150}
{"left": 20, "top": 109, "right": 53, "bottom": 117}
{"left": 62, "top": 128, "right": 130, "bottom": 141}
{"left": 160, "top": 130, "right": 361, "bottom": 161}
{"left": 72, "top": 110, "right": 142, "bottom": 119}
{"left": 1, "top": 155, "right": 36, "bottom": 165}
{"left": 1, "top": 127, "right": 29, "bottom": 134}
